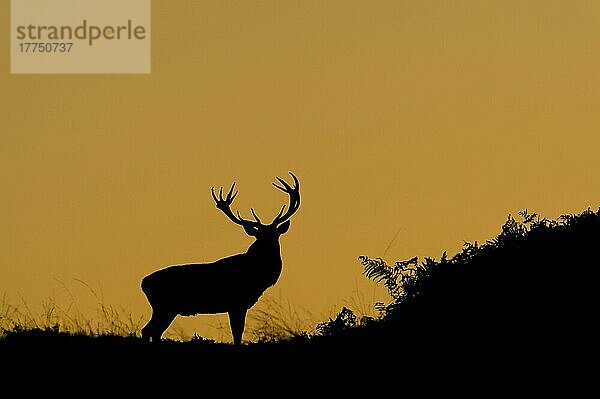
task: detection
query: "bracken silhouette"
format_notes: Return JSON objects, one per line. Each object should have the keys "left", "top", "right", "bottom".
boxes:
{"left": 140, "top": 172, "right": 300, "bottom": 344}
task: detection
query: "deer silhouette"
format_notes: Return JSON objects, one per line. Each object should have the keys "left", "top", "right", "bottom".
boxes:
{"left": 141, "top": 172, "right": 300, "bottom": 344}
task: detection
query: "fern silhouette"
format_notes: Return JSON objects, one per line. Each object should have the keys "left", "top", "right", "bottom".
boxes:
{"left": 354, "top": 208, "right": 599, "bottom": 359}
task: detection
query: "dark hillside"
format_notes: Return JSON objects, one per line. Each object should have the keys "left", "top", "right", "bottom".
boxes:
{"left": 1, "top": 209, "right": 597, "bottom": 374}
{"left": 347, "top": 209, "right": 599, "bottom": 359}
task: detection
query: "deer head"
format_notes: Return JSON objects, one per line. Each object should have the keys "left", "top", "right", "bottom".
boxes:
{"left": 211, "top": 172, "right": 300, "bottom": 243}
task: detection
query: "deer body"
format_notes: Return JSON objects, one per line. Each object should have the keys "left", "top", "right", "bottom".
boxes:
{"left": 141, "top": 243, "right": 282, "bottom": 315}
{"left": 141, "top": 172, "right": 299, "bottom": 344}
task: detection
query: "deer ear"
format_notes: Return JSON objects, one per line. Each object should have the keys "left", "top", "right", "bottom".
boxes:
{"left": 276, "top": 221, "right": 291, "bottom": 234}
{"left": 243, "top": 225, "right": 259, "bottom": 237}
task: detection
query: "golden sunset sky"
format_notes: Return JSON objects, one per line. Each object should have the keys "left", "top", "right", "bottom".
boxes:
{"left": 1, "top": 1, "right": 599, "bottom": 340}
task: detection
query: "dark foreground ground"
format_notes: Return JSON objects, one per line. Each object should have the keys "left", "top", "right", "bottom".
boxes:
{"left": 1, "top": 209, "right": 597, "bottom": 389}
{"left": 0, "top": 324, "right": 590, "bottom": 393}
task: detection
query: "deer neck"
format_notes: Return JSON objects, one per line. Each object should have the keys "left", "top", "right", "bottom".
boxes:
{"left": 246, "top": 239, "right": 282, "bottom": 264}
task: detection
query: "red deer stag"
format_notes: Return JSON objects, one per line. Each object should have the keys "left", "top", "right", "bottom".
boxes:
{"left": 141, "top": 172, "right": 300, "bottom": 344}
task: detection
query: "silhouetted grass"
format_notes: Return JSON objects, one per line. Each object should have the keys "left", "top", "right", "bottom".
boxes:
{"left": 246, "top": 297, "right": 315, "bottom": 342}
{"left": 0, "top": 281, "right": 145, "bottom": 339}
{"left": 2, "top": 207, "right": 598, "bottom": 366}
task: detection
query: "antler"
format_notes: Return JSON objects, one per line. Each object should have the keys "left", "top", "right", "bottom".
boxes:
{"left": 271, "top": 172, "right": 300, "bottom": 226}
{"left": 211, "top": 183, "right": 263, "bottom": 228}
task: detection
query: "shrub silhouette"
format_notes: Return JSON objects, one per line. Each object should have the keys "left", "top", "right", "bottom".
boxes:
{"left": 353, "top": 208, "right": 599, "bottom": 354}
{"left": 316, "top": 307, "right": 357, "bottom": 336}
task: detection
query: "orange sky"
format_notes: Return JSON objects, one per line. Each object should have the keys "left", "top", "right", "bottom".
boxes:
{"left": 1, "top": 1, "right": 600, "bottom": 341}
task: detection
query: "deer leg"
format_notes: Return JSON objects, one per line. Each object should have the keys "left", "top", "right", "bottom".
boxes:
{"left": 228, "top": 308, "right": 247, "bottom": 345}
{"left": 142, "top": 309, "right": 176, "bottom": 343}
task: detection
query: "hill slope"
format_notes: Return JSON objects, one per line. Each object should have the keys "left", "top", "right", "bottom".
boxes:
{"left": 1, "top": 209, "right": 597, "bottom": 370}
